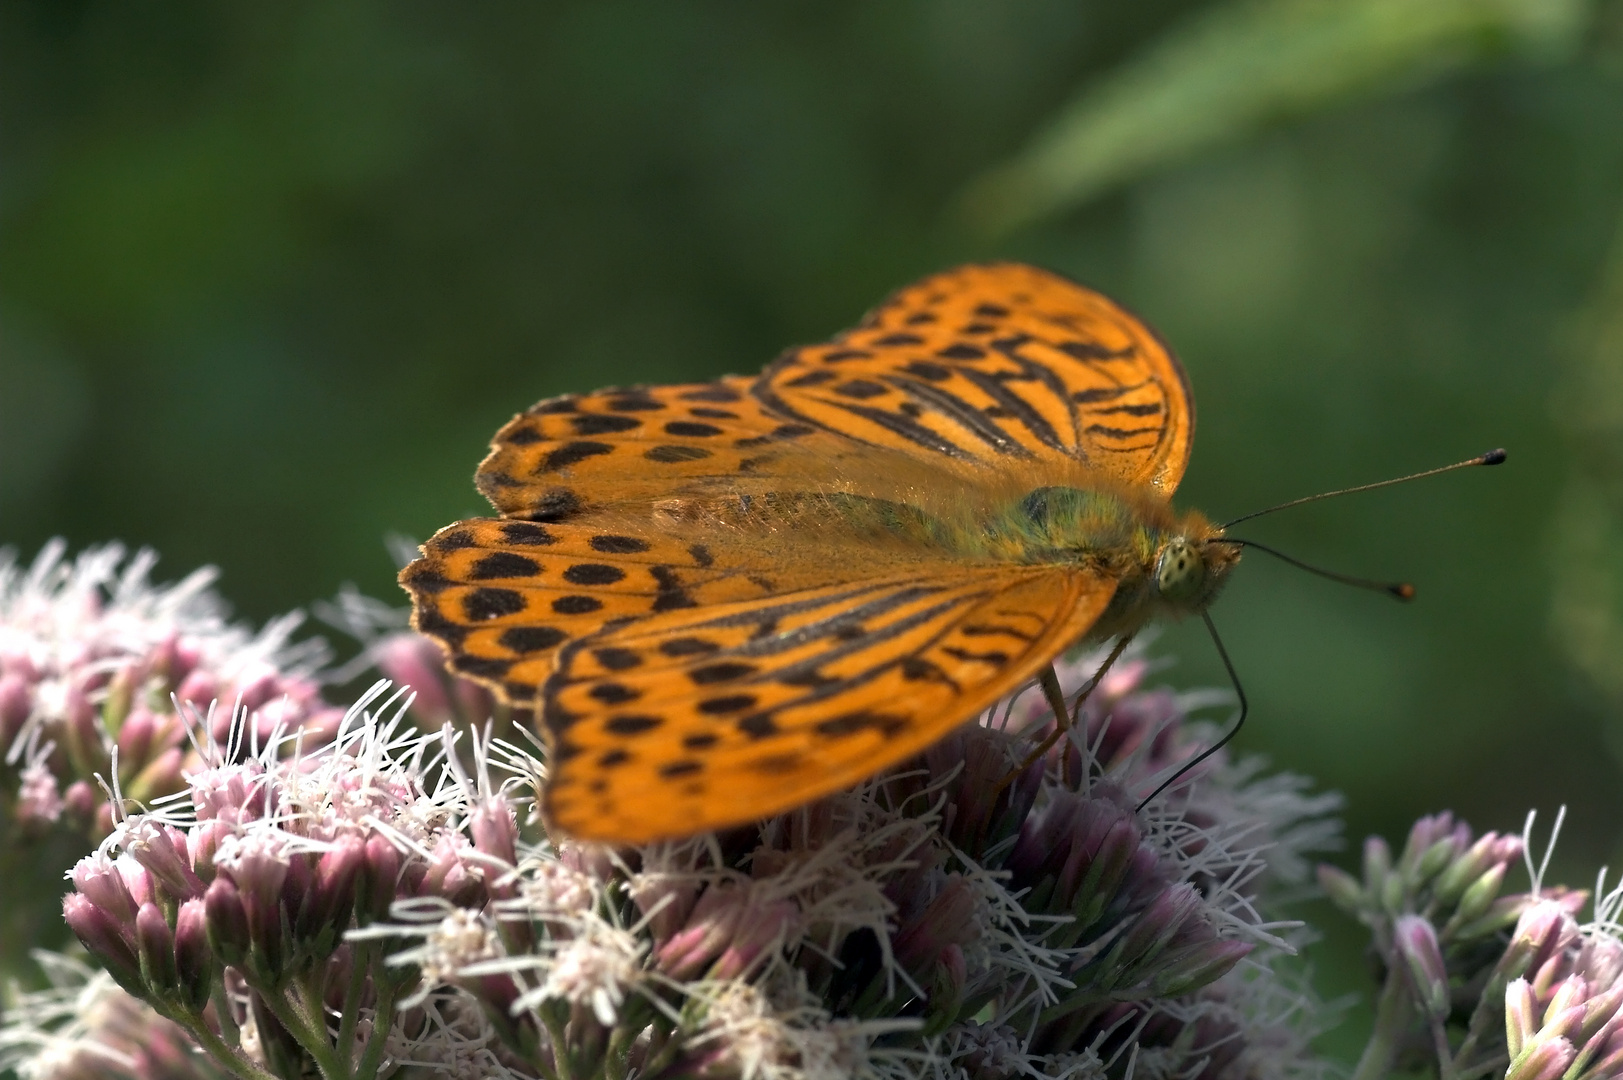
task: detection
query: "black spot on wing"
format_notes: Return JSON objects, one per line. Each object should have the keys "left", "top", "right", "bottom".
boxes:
{"left": 563, "top": 564, "right": 626, "bottom": 585}
{"left": 528, "top": 488, "right": 583, "bottom": 522}
{"left": 664, "top": 421, "right": 724, "bottom": 437}
{"left": 543, "top": 441, "right": 614, "bottom": 471}
{"left": 590, "top": 535, "right": 651, "bottom": 554}
{"left": 499, "top": 626, "right": 567, "bottom": 652}
{"left": 646, "top": 444, "right": 713, "bottom": 463}
{"left": 501, "top": 522, "right": 557, "bottom": 546}
{"left": 593, "top": 647, "right": 643, "bottom": 671}
{"left": 571, "top": 414, "right": 642, "bottom": 435}
{"left": 462, "top": 588, "right": 526, "bottom": 621}
{"left": 470, "top": 552, "right": 541, "bottom": 580}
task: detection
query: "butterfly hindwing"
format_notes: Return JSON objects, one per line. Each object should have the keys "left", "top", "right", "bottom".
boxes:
{"left": 757, "top": 263, "right": 1193, "bottom": 494}
{"left": 402, "top": 516, "right": 784, "bottom": 703}
{"left": 541, "top": 567, "right": 1117, "bottom": 842}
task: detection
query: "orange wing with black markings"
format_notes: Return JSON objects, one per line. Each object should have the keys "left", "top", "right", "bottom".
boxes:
{"left": 401, "top": 261, "right": 1198, "bottom": 842}
{"left": 760, "top": 263, "right": 1192, "bottom": 494}
{"left": 542, "top": 567, "right": 1116, "bottom": 842}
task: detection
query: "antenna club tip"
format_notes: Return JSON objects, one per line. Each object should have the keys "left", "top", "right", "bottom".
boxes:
{"left": 1391, "top": 583, "right": 1417, "bottom": 601}
{"left": 1480, "top": 448, "right": 1508, "bottom": 466}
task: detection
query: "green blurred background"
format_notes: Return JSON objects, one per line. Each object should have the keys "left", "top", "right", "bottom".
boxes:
{"left": 5, "top": 0, "right": 1623, "bottom": 1058}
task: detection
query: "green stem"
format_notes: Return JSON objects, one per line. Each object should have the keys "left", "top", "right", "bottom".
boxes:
{"left": 259, "top": 982, "right": 346, "bottom": 1080}
{"left": 352, "top": 972, "right": 398, "bottom": 1080}
{"left": 210, "top": 976, "right": 242, "bottom": 1046}
{"left": 1432, "top": 1014, "right": 1460, "bottom": 1080}
{"left": 1352, "top": 966, "right": 1414, "bottom": 1080}
{"left": 334, "top": 944, "right": 371, "bottom": 1067}
{"left": 542, "top": 1005, "right": 575, "bottom": 1080}
{"left": 176, "top": 1012, "right": 284, "bottom": 1080}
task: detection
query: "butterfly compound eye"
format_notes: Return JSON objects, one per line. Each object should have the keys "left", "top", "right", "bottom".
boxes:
{"left": 1155, "top": 539, "right": 1206, "bottom": 602}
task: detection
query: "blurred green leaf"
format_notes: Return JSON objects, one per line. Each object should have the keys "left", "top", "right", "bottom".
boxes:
{"left": 961, "top": 0, "right": 1591, "bottom": 233}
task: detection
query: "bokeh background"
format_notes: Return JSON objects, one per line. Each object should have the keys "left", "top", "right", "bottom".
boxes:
{"left": 5, "top": 0, "right": 1623, "bottom": 1060}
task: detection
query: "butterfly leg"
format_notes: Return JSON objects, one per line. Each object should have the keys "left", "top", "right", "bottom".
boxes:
{"left": 993, "top": 634, "right": 1137, "bottom": 797}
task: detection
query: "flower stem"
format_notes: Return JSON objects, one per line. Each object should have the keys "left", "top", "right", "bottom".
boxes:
{"left": 178, "top": 1012, "right": 284, "bottom": 1080}
{"left": 352, "top": 974, "right": 397, "bottom": 1080}
{"left": 334, "top": 944, "right": 372, "bottom": 1065}
{"left": 1352, "top": 967, "right": 1413, "bottom": 1080}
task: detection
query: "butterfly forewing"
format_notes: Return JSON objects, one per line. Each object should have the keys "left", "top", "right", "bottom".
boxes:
{"left": 542, "top": 568, "right": 1117, "bottom": 842}
{"left": 759, "top": 263, "right": 1192, "bottom": 494}
{"left": 475, "top": 375, "right": 858, "bottom": 520}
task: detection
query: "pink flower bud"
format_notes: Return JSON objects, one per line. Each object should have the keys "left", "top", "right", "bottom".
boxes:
{"left": 232, "top": 667, "right": 279, "bottom": 714}
{"left": 62, "top": 678, "right": 107, "bottom": 778}
{"left": 298, "top": 837, "right": 364, "bottom": 945}
{"left": 64, "top": 894, "right": 141, "bottom": 992}
{"left": 175, "top": 670, "right": 217, "bottom": 711}
{"left": 373, "top": 635, "right": 454, "bottom": 725}
{"left": 656, "top": 885, "right": 751, "bottom": 979}
{"left": 1395, "top": 915, "right": 1449, "bottom": 1020}
{"left": 1318, "top": 864, "right": 1365, "bottom": 914}
{"left": 1548, "top": 975, "right": 1591, "bottom": 1020}
{"left": 1149, "top": 938, "right": 1254, "bottom": 997}
{"left": 1508, "top": 978, "right": 1538, "bottom": 1057}
{"left": 471, "top": 800, "right": 518, "bottom": 870}
{"left": 136, "top": 902, "right": 178, "bottom": 991}
{"left": 174, "top": 898, "right": 212, "bottom": 1009}
{"left": 188, "top": 819, "right": 234, "bottom": 879}
{"left": 115, "top": 707, "right": 158, "bottom": 771}
{"left": 629, "top": 875, "right": 699, "bottom": 944}
{"left": 204, "top": 876, "right": 250, "bottom": 966}
{"left": 124, "top": 747, "right": 185, "bottom": 803}
{"left": 71, "top": 853, "right": 138, "bottom": 924}
{"left": 895, "top": 877, "right": 980, "bottom": 976}
{"left": 62, "top": 779, "right": 97, "bottom": 822}
{"left": 127, "top": 820, "right": 205, "bottom": 902}
{"left": 296, "top": 706, "right": 345, "bottom": 746}
{"left": 1508, "top": 1036, "right": 1578, "bottom": 1080}
{"left": 360, "top": 835, "right": 402, "bottom": 922}
{"left": 1363, "top": 836, "right": 1392, "bottom": 892}
{"left": 710, "top": 900, "right": 798, "bottom": 980}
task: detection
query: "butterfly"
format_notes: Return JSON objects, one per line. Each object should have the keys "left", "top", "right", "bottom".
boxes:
{"left": 401, "top": 263, "right": 1241, "bottom": 843}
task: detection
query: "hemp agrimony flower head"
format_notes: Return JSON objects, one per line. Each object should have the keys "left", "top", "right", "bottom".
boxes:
{"left": 361, "top": 644, "right": 1337, "bottom": 1080}
{"left": 57, "top": 681, "right": 517, "bottom": 1080}
{"left": 1321, "top": 808, "right": 1623, "bottom": 1080}
{"left": 19, "top": 631, "right": 1344, "bottom": 1080}
{"left": 0, "top": 541, "right": 342, "bottom": 836}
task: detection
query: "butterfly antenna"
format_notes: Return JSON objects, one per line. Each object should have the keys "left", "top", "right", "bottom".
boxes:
{"left": 1219, "top": 448, "right": 1506, "bottom": 530}
{"left": 1136, "top": 612, "right": 1246, "bottom": 811}
{"left": 1213, "top": 537, "right": 1415, "bottom": 600}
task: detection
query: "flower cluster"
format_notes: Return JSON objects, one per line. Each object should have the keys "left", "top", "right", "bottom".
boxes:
{"left": 1319, "top": 808, "right": 1623, "bottom": 1080}
{"left": 5, "top": 634, "right": 1343, "bottom": 1080}
{"left": 0, "top": 541, "right": 341, "bottom": 836}
{"left": 56, "top": 681, "right": 515, "bottom": 1080}
{"left": 1500, "top": 882, "right": 1623, "bottom": 1080}
{"left": 0, "top": 952, "right": 228, "bottom": 1080}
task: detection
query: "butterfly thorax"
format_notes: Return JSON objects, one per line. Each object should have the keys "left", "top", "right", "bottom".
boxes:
{"left": 985, "top": 483, "right": 1239, "bottom": 640}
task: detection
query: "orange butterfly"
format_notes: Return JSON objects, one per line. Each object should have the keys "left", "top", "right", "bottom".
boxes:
{"left": 402, "top": 263, "right": 1241, "bottom": 843}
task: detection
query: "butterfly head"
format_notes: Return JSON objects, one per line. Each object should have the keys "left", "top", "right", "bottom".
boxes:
{"left": 1152, "top": 517, "right": 1239, "bottom": 615}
